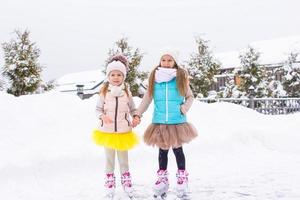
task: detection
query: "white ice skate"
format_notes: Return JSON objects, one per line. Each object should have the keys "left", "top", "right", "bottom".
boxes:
{"left": 121, "top": 171, "right": 134, "bottom": 198}
{"left": 175, "top": 170, "right": 190, "bottom": 200}
{"left": 153, "top": 170, "right": 169, "bottom": 199}
{"left": 103, "top": 173, "right": 116, "bottom": 199}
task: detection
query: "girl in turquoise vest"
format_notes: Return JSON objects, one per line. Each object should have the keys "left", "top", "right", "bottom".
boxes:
{"left": 136, "top": 48, "right": 198, "bottom": 199}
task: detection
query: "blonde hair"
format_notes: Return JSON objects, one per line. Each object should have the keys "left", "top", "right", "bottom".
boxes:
{"left": 99, "top": 82, "right": 130, "bottom": 97}
{"left": 147, "top": 63, "right": 189, "bottom": 98}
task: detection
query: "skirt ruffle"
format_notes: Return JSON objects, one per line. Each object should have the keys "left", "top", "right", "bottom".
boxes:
{"left": 143, "top": 123, "right": 198, "bottom": 150}
{"left": 92, "top": 129, "right": 139, "bottom": 151}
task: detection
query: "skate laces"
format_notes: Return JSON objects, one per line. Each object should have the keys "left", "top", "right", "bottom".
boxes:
{"left": 176, "top": 170, "right": 188, "bottom": 185}
{"left": 105, "top": 173, "right": 115, "bottom": 188}
{"left": 155, "top": 170, "right": 168, "bottom": 185}
{"left": 121, "top": 171, "right": 132, "bottom": 188}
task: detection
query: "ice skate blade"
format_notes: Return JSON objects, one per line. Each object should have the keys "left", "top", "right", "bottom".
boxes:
{"left": 153, "top": 192, "right": 167, "bottom": 200}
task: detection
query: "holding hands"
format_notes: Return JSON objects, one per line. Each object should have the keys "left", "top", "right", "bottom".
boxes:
{"left": 132, "top": 115, "right": 141, "bottom": 128}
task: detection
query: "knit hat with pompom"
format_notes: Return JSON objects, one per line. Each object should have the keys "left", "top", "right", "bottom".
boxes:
{"left": 106, "top": 54, "right": 129, "bottom": 78}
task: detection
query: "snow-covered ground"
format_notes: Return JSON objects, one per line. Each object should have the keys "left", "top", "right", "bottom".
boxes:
{"left": 1, "top": 91, "right": 300, "bottom": 199}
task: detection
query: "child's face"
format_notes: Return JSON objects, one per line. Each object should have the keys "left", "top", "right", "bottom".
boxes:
{"left": 160, "top": 55, "right": 175, "bottom": 68}
{"left": 108, "top": 70, "right": 124, "bottom": 86}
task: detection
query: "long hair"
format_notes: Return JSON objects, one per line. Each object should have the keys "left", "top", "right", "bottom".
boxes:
{"left": 99, "top": 81, "right": 130, "bottom": 97}
{"left": 147, "top": 62, "right": 189, "bottom": 98}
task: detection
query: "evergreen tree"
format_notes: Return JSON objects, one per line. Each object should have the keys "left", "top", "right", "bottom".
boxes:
{"left": 267, "top": 79, "right": 286, "bottom": 97}
{"left": 0, "top": 78, "right": 3, "bottom": 91}
{"left": 266, "top": 68, "right": 286, "bottom": 98}
{"left": 282, "top": 52, "right": 300, "bottom": 97}
{"left": 105, "top": 38, "right": 148, "bottom": 96}
{"left": 187, "top": 36, "right": 220, "bottom": 97}
{"left": 218, "top": 73, "right": 245, "bottom": 98}
{"left": 39, "top": 80, "right": 55, "bottom": 93}
{"left": 2, "top": 30, "right": 42, "bottom": 96}
{"left": 237, "top": 46, "right": 268, "bottom": 98}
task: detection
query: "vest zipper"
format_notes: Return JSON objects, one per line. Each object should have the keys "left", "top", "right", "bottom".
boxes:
{"left": 114, "top": 97, "right": 118, "bottom": 132}
{"left": 165, "top": 82, "right": 168, "bottom": 122}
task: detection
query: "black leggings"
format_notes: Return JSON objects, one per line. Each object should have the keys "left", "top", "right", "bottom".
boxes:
{"left": 158, "top": 146, "right": 186, "bottom": 170}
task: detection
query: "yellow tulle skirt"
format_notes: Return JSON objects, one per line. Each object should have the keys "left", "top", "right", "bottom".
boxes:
{"left": 92, "top": 129, "right": 139, "bottom": 151}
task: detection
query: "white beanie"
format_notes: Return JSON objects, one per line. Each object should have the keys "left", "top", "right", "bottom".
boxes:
{"left": 106, "top": 61, "right": 127, "bottom": 78}
{"left": 159, "top": 47, "right": 179, "bottom": 64}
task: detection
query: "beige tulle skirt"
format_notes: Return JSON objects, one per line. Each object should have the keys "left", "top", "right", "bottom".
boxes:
{"left": 143, "top": 123, "right": 198, "bottom": 150}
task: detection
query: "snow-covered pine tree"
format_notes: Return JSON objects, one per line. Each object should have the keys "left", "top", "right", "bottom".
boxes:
{"left": 265, "top": 67, "right": 286, "bottom": 98}
{"left": 267, "top": 79, "right": 286, "bottom": 97}
{"left": 39, "top": 80, "right": 55, "bottom": 93}
{"left": 218, "top": 72, "right": 245, "bottom": 98}
{"left": 187, "top": 36, "right": 220, "bottom": 97}
{"left": 105, "top": 38, "right": 148, "bottom": 96}
{"left": 282, "top": 52, "right": 300, "bottom": 97}
{"left": 0, "top": 78, "right": 3, "bottom": 91}
{"left": 217, "top": 75, "right": 233, "bottom": 98}
{"left": 238, "top": 46, "right": 268, "bottom": 98}
{"left": 2, "top": 30, "right": 42, "bottom": 96}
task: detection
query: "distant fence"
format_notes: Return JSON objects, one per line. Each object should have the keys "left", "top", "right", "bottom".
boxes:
{"left": 197, "top": 97, "right": 300, "bottom": 115}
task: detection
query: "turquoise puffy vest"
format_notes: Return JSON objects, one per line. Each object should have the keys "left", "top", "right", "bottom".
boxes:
{"left": 153, "top": 78, "right": 186, "bottom": 124}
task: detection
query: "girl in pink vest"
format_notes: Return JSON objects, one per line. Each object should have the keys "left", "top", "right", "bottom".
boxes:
{"left": 92, "top": 54, "right": 140, "bottom": 198}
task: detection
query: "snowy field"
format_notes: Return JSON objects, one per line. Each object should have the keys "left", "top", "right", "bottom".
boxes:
{"left": 1, "top": 91, "right": 300, "bottom": 200}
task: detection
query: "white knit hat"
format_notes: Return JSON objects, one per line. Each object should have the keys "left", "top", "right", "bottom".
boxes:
{"left": 159, "top": 47, "right": 179, "bottom": 64}
{"left": 106, "top": 60, "right": 127, "bottom": 78}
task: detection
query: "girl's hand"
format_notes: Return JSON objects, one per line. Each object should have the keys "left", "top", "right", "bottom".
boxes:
{"left": 101, "top": 114, "right": 113, "bottom": 124}
{"left": 180, "top": 105, "right": 186, "bottom": 115}
{"left": 132, "top": 115, "right": 141, "bottom": 127}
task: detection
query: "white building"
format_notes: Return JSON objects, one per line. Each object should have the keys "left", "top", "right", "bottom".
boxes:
{"left": 55, "top": 69, "right": 106, "bottom": 99}
{"left": 55, "top": 69, "right": 147, "bottom": 99}
{"left": 212, "top": 35, "right": 300, "bottom": 91}
{"left": 216, "top": 35, "right": 300, "bottom": 70}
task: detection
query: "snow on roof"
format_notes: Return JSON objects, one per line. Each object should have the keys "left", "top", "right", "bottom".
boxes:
{"left": 55, "top": 69, "right": 106, "bottom": 91}
{"left": 216, "top": 35, "right": 300, "bottom": 69}
{"left": 215, "top": 51, "right": 240, "bottom": 69}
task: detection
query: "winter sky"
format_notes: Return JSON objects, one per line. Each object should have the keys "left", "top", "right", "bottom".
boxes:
{"left": 1, "top": 0, "right": 300, "bottom": 81}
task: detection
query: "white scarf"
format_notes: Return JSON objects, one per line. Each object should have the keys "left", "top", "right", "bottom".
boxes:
{"left": 155, "top": 67, "right": 177, "bottom": 83}
{"left": 108, "top": 83, "right": 125, "bottom": 97}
